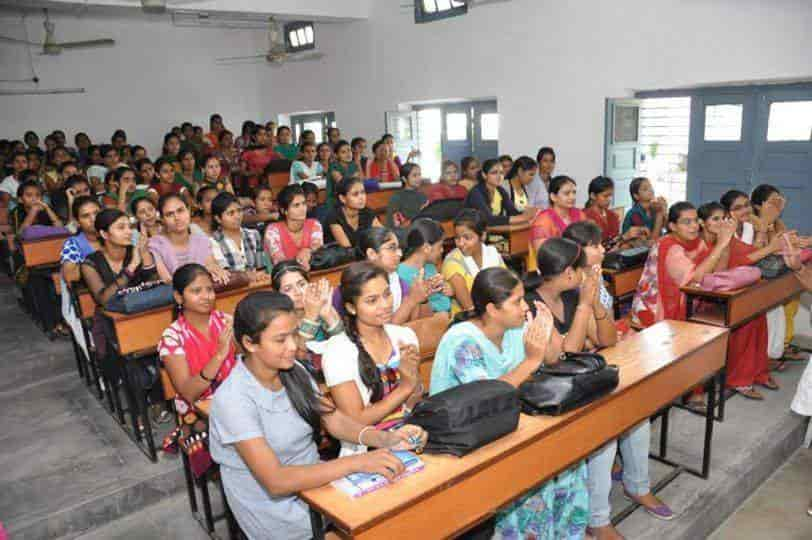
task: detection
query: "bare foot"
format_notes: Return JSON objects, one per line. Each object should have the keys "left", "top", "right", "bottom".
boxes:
{"left": 589, "top": 524, "right": 625, "bottom": 540}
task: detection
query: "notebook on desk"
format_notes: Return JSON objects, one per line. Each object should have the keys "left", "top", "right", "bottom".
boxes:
{"left": 331, "top": 451, "right": 424, "bottom": 498}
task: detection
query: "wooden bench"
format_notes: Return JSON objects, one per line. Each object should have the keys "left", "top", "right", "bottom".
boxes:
{"left": 20, "top": 234, "right": 70, "bottom": 268}
{"left": 602, "top": 264, "right": 645, "bottom": 318}
{"left": 301, "top": 321, "right": 729, "bottom": 539}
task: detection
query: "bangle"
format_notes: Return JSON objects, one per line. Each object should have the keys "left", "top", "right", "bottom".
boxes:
{"left": 595, "top": 309, "right": 608, "bottom": 321}
{"left": 199, "top": 370, "right": 214, "bottom": 383}
{"left": 358, "top": 425, "right": 375, "bottom": 447}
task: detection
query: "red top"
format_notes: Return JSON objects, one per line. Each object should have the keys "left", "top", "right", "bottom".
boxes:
{"left": 426, "top": 183, "right": 467, "bottom": 203}
{"left": 366, "top": 159, "right": 400, "bottom": 183}
{"left": 241, "top": 147, "right": 281, "bottom": 176}
{"left": 585, "top": 206, "right": 620, "bottom": 243}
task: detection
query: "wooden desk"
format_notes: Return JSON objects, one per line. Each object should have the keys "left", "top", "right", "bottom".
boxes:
{"left": 602, "top": 265, "right": 644, "bottom": 318}
{"left": 311, "top": 263, "right": 350, "bottom": 288}
{"left": 302, "top": 321, "right": 729, "bottom": 539}
{"left": 102, "top": 280, "right": 273, "bottom": 357}
{"left": 488, "top": 223, "right": 531, "bottom": 257}
{"left": 682, "top": 269, "right": 804, "bottom": 329}
{"left": 21, "top": 234, "right": 70, "bottom": 268}
{"left": 366, "top": 189, "right": 396, "bottom": 215}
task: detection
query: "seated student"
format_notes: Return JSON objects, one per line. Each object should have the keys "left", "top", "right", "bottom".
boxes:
{"left": 525, "top": 146, "right": 556, "bottom": 210}
{"left": 135, "top": 157, "right": 156, "bottom": 186}
{"left": 498, "top": 154, "right": 513, "bottom": 178}
{"left": 234, "top": 120, "right": 255, "bottom": 153}
{"left": 501, "top": 155, "right": 537, "bottom": 212}
{"left": 131, "top": 196, "right": 162, "bottom": 241}
{"left": 242, "top": 185, "right": 279, "bottom": 232}
{"left": 81, "top": 208, "right": 157, "bottom": 357}
{"left": 174, "top": 150, "right": 202, "bottom": 192}
{"left": 241, "top": 126, "right": 280, "bottom": 187}
{"left": 398, "top": 218, "right": 452, "bottom": 315}
{"left": 209, "top": 291, "right": 426, "bottom": 540}
{"left": 210, "top": 192, "right": 264, "bottom": 273}
{"left": 323, "top": 177, "right": 382, "bottom": 248}
{"left": 621, "top": 177, "right": 667, "bottom": 241}
{"left": 25, "top": 148, "right": 43, "bottom": 179}
{"left": 200, "top": 155, "right": 235, "bottom": 195}
{"left": 192, "top": 185, "right": 218, "bottom": 237}
{"left": 530, "top": 175, "right": 587, "bottom": 253}
{"left": 301, "top": 180, "right": 323, "bottom": 221}
{"left": 215, "top": 130, "right": 240, "bottom": 179}
{"left": 102, "top": 167, "right": 146, "bottom": 213}
{"left": 85, "top": 146, "right": 107, "bottom": 194}
{"left": 149, "top": 157, "right": 191, "bottom": 204}
{"left": 426, "top": 159, "right": 467, "bottom": 203}
{"left": 271, "top": 261, "right": 343, "bottom": 358}
{"left": 289, "top": 141, "right": 324, "bottom": 185}
{"left": 326, "top": 140, "right": 361, "bottom": 208}
{"left": 385, "top": 163, "right": 428, "bottom": 228}
{"left": 351, "top": 136, "right": 368, "bottom": 174}
{"left": 322, "top": 262, "right": 422, "bottom": 457}
{"left": 441, "top": 208, "right": 506, "bottom": 316}
{"left": 273, "top": 125, "right": 299, "bottom": 160}
{"left": 10, "top": 180, "right": 63, "bottom": 235}
{"left": 458, "top": 156, "right": 480, "bottom": 192}
{"left": 464, "top": 159, "right": 535, "bottom": 227}
{"left": 0, "top": 151, "right": 29, "bottom": 208}
{"left": 316, "top": 142, "right": 333, "bottom": 181}
{"left": 431, "top": 267, "right": 589, "bottom": 539}
{"left": 365, "top": 140, "right": 399, "bottom": 183}
{"left": 132, "top": 145, "right": 147, "bottom": 162}
{"left": 750, "top": 184, "right": 811, "bottom": 363}
{"left": 720, "top": 189, "right": 788, "bottom": 369}
{"left": 149, "top": 194, "right": 227, "bottom": 283}
{"left": 584, "top": 176, "right": 646, "bottom": 251}
{"left": 264, "top": 184, "right": 323, "bottom": 270}
{"left": 698, "top": 202, "right": 778, "bottom": 399}
{"left": 55, "top": 175, "right": 92, "bottom": 229}
{"left": 159, "top": 263, "right": 238, "bottom": 476}
{"left": 562, "top": 221, "right": 616, "bottom": 318}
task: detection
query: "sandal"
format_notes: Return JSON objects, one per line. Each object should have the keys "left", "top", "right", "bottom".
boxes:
{"left": 684, "top": 397, "right": 707, "bottom": 414}
{"left": 770, "top": 359, "right": 788, "bottom": 372}
{"left": 758, "top": 377, "right": 780, "bottom": 391}
{"left": 782, "top": 346, "right": 807, "bottom": 361}
{"left": 733, "top": 386, "right": 764, "bottom": 400}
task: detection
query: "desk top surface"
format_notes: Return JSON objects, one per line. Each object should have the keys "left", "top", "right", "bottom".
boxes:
{"left": 299, "top": 320, "right": 727, "bottom": 532}
{"left": 681, "top": 267, "right": 804, "bottom": 300}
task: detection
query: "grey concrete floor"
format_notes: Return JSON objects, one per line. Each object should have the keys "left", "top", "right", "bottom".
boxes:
{"left": 709, "top": 446, "right": 812, "bottom": 540}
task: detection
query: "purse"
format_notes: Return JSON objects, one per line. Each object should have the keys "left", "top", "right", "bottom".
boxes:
{"left": 699, "top": 266, "right": 762, "bottom": 292}
{"left": 105, "top": 281, "right": 174, "bottom": 313}
{"left": 406, "top": 379, "right": 520, "bottom": 456}
{"left": 755, "top": 254, "right": 790, "bottom": 279}
{"left": 213, "top": 270, "right": 251, "bottom": 293}
{"left": 518, "top": 352, "right": 619, "bottom": 416}
{"left": 309, "top": 242, "right": 359, "bottom": 271}
{"left": 602, "top": 245, "right": 650, "bottom": 270}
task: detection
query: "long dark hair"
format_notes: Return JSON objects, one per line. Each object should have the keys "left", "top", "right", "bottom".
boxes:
{"left": 697, "top": 202, "right": 724, "bottom": 223}
{"left": 358, "top": 227, "right": 397, "bottom": 260}
{"left": 271, "top": 260, "right": 308, "bottom": 291}
{"left": 336, "top": 176, "right": 364, "bottom": 208}
{"left": 340, "top": 261, "right": 389, "bottom": 403}
{"left": 453, "top": 208, "right": 487, "bottom": 236}
{"left": 750, "top": 184, "right": 780, "bottom": 214}
{"left": 454, "top": 267, "right": 521, "bottom": 325}
{"left": 94, "top": 208, "right": 127, "bottom": 245}
{"left": 629, "top": 177, "right": 648, "bottom": 203}
{"left": 720, "top": 189, "right": 749, "bottom": 212}
{"left": 562, "top": 220, "right": 602, "bottom": 248}
{"left": 477, "top": 158, "right": 500, "bottom": 206}
{"left": 234, "top": 291, "right": 332, "bottom": 443}
{"left": 505, "top": 155, "right": 536, "bottom": 181}
{"left": 668, "top": 201, "right": 695, "bottom": 225}
{"left": 586, "top": 176, "right": 614, "bottom": 209}
{"left": 172, "top": 263, "right": 212, "bottom": 320}
{"left": 529, "top": 237, "right": 586, "bottom": 288}
{"left": 211, "top": 191, "right": 240, "bottom": 231}
{"left": 403, "top": 218, "right": 443, "bottom": 259}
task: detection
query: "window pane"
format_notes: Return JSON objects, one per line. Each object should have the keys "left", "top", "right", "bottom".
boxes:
{"left": 704, "top": 104, "right": 743, "bottom": 141}
{"left": 613, "top": 106, "right": 638, "bottom": 143}
{"left": 767, "top": 101, "right": 812, "bottom": 141}
{"left": 436, "top": 0, "right": 452, "bottom": 11}
{"left": 303, "top": 121, "right": 323, "bottom": 143}
{"left": 305, "top": 26, "right": 314, "bottom": 44}
{"left": 297, "top": 28, "right": 306, "bottom": 45}
{"left": 423, "top": 0, "right": 437, "bottom": 13}
{"left": 480, "top": 113, "right": 499, "bottom": 141}
{"left": 289, "top": 31, "right": 299, "bottom": 47}
{"left": 446, "top": 113, "right": 468, "bottom": 141}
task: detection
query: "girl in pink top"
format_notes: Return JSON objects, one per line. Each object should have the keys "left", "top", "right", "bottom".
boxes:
{"left": 530, "top": 175, "right": 587, "bottom": 253}
{"left": 264, "top": 184, "right": 324, "bottom": 270}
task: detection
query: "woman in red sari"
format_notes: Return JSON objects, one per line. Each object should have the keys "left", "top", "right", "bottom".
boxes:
{"left": 698, "top": 203, "right": 781, "bottom": 399}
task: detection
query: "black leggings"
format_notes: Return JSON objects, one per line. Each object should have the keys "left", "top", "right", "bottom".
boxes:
{"left": 26, "top": 271, "right": 62, "bottom": 332}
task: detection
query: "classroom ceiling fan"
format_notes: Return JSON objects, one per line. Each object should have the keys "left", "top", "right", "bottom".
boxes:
{"left": 215, "top": 17, "right": 325, "bottom": 66}
{"left": 0, "top": 9, "right": 115, "bottom": 55}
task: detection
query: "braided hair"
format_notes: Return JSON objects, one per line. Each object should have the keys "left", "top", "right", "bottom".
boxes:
{"left": 340, "top": 261, "right": 388, "bottom": 403}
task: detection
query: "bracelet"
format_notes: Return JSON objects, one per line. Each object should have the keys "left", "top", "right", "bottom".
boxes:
{"left": 358, "top": 425, "right": 375, "bottom": 447}
{"left": 199, "top": 370, "right": 214, "bottom": 383}
{"left": 299, "top": 318, "right": 320, "bottom": 338}
{"left": 595, "top": 309, "right": 608, "bottom": 321}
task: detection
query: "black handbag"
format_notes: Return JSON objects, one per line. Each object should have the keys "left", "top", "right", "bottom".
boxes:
{"left": 105, "top": 281, "right": 174, "bottom": 314}
{"left": 309, "top": 242, "right": 359, "bottom": 271}
{"left": 406, "top": 379, "right": 520, "bottom": 456}
{"left": 415, "top": 199, "right": 465, "bottom": 222}
{"left": 519, "top": 352, "right": 619, "bottom": 416}
{"left": 755, "top": 254, "right": 789, "bottom": 279}
{"left": 602, "top": 246, "right": 650, "bottom": 270}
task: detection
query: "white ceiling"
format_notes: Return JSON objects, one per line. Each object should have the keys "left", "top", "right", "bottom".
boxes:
{"left": 0, "top": 0, "right": 372, "bottom": 22}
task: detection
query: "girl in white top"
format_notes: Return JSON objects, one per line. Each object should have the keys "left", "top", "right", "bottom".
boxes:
{"left": 322, "top": 262, "right": 423, "bottom": 457}
{"left": 289, "top": 142, "right": 324, "bottom": 185}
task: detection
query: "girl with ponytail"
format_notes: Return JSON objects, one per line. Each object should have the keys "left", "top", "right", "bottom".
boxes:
{"left": 321, "top": 261, "right": 423, "bottom": 457}
{"left": 209, "top": 290, "right": 426, "bottom": 540}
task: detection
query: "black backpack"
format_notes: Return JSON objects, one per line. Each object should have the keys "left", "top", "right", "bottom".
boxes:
{"left": 407, "top": 379, "right": 520, "bottom": 456}
{"left": 602, "top": 245, "right": 650, "bottom": 270}
{"left": 415, "top": 199, "right": 465, "bottom": 222}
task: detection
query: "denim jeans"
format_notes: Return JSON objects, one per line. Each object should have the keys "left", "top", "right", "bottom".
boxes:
{"left": 586, "top": 420, "right": 651, "bottom": 527}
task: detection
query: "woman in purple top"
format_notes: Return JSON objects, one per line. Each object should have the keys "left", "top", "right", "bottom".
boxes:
{"left": 149, "top": 193, "right": 229, "bottom": 283}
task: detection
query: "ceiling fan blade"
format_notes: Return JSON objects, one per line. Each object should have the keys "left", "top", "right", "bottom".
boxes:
{"left": 276, "top": 51, "right": 325, "bottom": 64}
{"left": 215, "top": 54, "right": 266, "bottom": 63}
{"left": 56, "top": 39, "right": 116, "bottom": 49}
{"left": 0, "top": 35, "right": 39, "bottom": 46}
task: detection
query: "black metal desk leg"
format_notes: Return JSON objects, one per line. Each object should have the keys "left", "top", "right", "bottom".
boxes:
{"left": 702, "top": 373, "right": 717, "bottom": 479}
{"left": 659, "top": 407, "right": 669, "bottom": 458}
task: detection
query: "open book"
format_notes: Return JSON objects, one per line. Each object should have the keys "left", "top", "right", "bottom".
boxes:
{"left": 331, "top": 451, "right": 425, "bottom": 498}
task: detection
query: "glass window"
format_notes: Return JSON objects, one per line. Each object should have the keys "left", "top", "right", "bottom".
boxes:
{"left": 704, "top": 104, "right": 743, "bottom": 141}
{"left": 416, "top": 0, "right": 467, "bottom": 23}
{"left": 303, "top": 121, "right": 323, "bottom": 143}
{"left": 289, "top": 31, "right": 299, "bottom": 48}
{"left": 480, "top": 113, "right": 499, "bottom": 141}
{"left": 767, "top": 101, "right": 812, "bottom": 141}
{"left": 613, "top": 106, "right": 639, "bottom": 143}
{"left": 446, "top": 113, "right": 468, "bottom": 141}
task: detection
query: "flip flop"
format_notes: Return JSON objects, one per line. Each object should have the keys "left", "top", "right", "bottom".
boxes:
{"left": 758, "top": 377, "right": 780, "bottom": 391}
{"left": 734, "top": 386, "right": 764, "bottom": 400}
{"left": 770, "top": 359, "right": 788, "bottom": 372}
